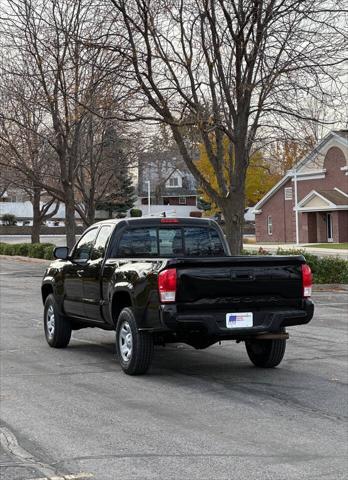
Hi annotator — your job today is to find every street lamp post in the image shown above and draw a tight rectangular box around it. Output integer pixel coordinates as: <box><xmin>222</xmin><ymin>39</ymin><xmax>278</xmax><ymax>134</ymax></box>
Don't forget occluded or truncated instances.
<box><xmin>293</xmin><ymin>168</ymin><xmax>300</xmax><ymax>245</ymax></box>
<box><xmin>146</xmin><ymin>180</ymin><xmax>151</xmax><ymax>215</ymax></box>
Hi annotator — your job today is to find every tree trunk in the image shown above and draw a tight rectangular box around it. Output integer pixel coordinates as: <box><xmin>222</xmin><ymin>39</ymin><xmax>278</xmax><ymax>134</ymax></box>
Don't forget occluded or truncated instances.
<box><xmin>220</xmin><ymin>192</ymin><xmax>245</xmax><ymax>256</ymax></box>
<box><xmin>154</xmin><ymin>184</ymin><xmax>162</xmax><ymax>204</ymax></box>
<box><xmin>220</xmin><ymin>136</ymin><xmax>248</xmax><ymax>255</ymax></box>
<box><xmin>31</xmin><ymin>187</ymin><xmax>41</xmax><ymax>243</ymax></box>
<box><xmin>64</xmin><ymin>186</ymin><xmax>76</xmax><ymax>249</ymax></box>
<box><xmin>87</xmin><ymin>206</ymin><xmax>95</xmax><ymax>226</ymax></box>
<box><xmin>86</xmin><ymin>189</ymin><xmax>95</xmax><ymax>226</ymax></box>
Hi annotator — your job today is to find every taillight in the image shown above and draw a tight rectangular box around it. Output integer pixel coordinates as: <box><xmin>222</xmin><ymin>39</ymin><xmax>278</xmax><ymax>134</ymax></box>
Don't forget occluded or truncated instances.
<box><xmin>301</xmin><ymin>264</ymin><xmax>312</xmax><ymax>297</ymax></box>
<box><xmin>160</xmin><ymin>218</ymin><xmax>179</xmax><ymax>223</ymax></box>
<box><xmin>158</xmin><ymin>268</ymin><xmax>177</xmax><ymax>303</ymax></box>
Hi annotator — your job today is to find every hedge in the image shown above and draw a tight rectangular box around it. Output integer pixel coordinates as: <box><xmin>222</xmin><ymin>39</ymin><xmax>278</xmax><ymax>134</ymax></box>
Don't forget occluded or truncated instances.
<box><xmin>130</xmin><ymin>208</ymin><xmax>142</xmax><ymax>217</ymax></box>
<box><xmin>0</xmin><ymin>242</ymin><xmax>55</xmax><ymax>260</ymax></box>
<box><xmin>242</xmin><ymin>247</ymin><xmax>348</xmax><ymax>284</ymax></box>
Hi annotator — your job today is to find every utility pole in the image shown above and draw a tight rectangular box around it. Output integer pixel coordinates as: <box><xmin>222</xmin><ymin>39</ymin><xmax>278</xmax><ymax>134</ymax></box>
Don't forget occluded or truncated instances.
<box><xmin>293</xmin><ymin>168</ymin><xmax>300</xmax><ymax>245</ymax></box>
<box><xmin>146</xmin><ymin>180</ymin><xmax>151</xmax><ymax>215</ymax></box>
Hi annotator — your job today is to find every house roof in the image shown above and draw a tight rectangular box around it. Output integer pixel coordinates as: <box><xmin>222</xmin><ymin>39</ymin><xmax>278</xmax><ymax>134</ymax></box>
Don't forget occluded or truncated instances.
<box><xmin>253</xmin><ymin>130</ymin><xmax>348</xmax><ymax>212</ymax></box>
<box><xmin>297</xmin><ymin>188</ymin><xmax>348</xmax><ymax>211</ymax></box>
<box><xmin>0</xmin><ymin>201</ymin><xmax>79</xmax><ymax>219</ymax></box>
<box><xmin>333</xmin><ymin>130</ymin><xmax>348</xmax><ymax>141</ymax></box>
<box><xmin>316</xmin><ymin>189</ymin><xmax>348</xmax><ymax>205</ymax></box>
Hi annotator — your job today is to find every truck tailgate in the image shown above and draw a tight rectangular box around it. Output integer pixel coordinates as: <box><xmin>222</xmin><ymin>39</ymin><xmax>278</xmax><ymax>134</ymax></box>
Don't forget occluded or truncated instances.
<box><xmin>167</xmin><ymin>256</ymin><xmax>306</xmax><ymax>309</ymax></box>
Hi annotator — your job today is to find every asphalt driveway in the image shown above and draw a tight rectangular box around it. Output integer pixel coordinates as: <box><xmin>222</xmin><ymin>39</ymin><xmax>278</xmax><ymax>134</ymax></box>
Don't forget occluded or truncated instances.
<box><xmin>0</xmin><ymin>257</ymin><xmax>347</xmax><ymax>480</ymax></box>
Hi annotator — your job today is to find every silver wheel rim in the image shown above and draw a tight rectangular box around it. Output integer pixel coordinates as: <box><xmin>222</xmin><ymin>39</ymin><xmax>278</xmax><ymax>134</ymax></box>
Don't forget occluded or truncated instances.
<box><xmin>46</xmin><ymin>305</ymin><xmax>55</xmax><ymax>338</ymax></box>
<box><xmin>119</xmin><ymin>320</ymin><xmax>133</xmax><ymax>362</ymax></box>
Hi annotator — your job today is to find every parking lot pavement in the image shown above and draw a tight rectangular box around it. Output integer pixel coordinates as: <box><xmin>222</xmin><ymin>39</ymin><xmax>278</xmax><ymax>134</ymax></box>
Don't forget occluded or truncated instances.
<box><xmin>1</xmin><ymin>257</ymin><xmax>347</xmax><ymax>480</ymax></box>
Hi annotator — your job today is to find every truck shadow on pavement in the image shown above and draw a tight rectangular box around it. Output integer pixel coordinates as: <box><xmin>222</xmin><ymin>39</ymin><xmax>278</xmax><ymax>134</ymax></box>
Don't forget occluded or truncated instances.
<box><xmin>67</xmin><ymin>338</ymin><xmax>298</xmax><ymax>382</ymax></box>
<box><xmin>39</xmin><ymin>333</ymin><xmax>347</xmax><ymax>423</ymax></box>
<box><xmin>66</xmin><ymin>339</ymin><xmax>334</xmax><ymax>422</ymax></box>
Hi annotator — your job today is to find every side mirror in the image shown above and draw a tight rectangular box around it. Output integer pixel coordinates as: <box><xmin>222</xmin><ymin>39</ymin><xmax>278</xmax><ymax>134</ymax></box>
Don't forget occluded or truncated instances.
<box><xmin>53</xmin><ymin>246</ymin><xmax>69</xmax><ymax>260</ymax></box>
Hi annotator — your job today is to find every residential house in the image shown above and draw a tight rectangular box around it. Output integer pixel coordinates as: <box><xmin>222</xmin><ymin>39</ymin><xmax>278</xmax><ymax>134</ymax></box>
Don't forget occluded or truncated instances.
<box><xmin>0</xmin><ymin>188</ymin><xmax>79</xmax><ymax>226</ymax></box>
<box><xmin>253</xmin><ymin>130</ymin><xmax>348</xmax><ymax>243</ymax></box>
<box><xmin>137</xmin><ymin>149</ymin><xmax>200</xmax><ymax>216</ymax></box>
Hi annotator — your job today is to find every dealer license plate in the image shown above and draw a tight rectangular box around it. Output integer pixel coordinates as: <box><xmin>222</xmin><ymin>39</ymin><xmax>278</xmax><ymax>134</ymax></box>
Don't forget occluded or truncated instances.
<box><xmin>226</xmin><ymin>312</ymin><xmax>253</xmax><ymax>328</ymax></box>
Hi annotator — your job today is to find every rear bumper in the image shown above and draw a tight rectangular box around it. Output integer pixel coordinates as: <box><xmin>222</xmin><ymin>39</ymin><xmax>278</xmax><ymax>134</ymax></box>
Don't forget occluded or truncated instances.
<box><xmin>159</xmin><ymin>299</ymin><xmax>314</xmax><ymax>338</ymax></box>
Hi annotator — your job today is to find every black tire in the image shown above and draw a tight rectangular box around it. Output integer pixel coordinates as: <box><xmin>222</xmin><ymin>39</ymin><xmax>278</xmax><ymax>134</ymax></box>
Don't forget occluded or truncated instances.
<box><xmin>116</xmin><ymin>307</ymin><xmax>154</xmax><ymax>375</ymax></box>
<box><xmin>245</xmin><ymin>337</ymin><xmax>286</xmax><ymax>368</ymax></box>
<box><xmin>44</xmin><ymin>294</ymin><xmax>71</xmax><ymax>348</ymax></box>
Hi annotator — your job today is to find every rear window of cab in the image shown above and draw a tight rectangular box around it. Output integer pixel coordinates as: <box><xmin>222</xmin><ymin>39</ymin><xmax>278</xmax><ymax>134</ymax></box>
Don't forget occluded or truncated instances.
<box><xmin>113</xmin><ymin>226</ymin><xmax>226</xmax><ymax>257</ymax></box>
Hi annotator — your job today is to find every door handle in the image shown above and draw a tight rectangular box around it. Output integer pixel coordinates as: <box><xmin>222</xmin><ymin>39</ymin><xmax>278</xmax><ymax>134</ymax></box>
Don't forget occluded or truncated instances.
<box><xmin>230</xmin><ymin>271</ymin><xmax>255</xmax><ymax>282</ymax></box>
<box><xmin>77</xmin><ymin>270</ymin><xmax>84</xmax><ymax>277</ymax></box>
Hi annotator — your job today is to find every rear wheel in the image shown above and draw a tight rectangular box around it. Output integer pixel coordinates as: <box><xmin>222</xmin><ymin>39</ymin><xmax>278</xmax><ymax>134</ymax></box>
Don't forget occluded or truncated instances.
<box><xmin>44</xmin><ymin>294</ymin><xmax>71</xmax><ymax>348</ymax></box>
<box><xmin>245</xmin><ymin>337</ymin><xmax>286</xmax><ymax>368</ymax></box>
<box><xmin>116</xmin><ymin>307</ymin><xmax>154</xmax><ymax>375</ymax></box>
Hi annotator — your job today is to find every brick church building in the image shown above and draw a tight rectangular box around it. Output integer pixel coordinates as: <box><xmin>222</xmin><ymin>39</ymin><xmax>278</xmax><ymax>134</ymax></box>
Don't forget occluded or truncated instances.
<box><xmin>254</xmin><ymin>130</ymin><xmax>348</xmax><ymax>243</ymax></box>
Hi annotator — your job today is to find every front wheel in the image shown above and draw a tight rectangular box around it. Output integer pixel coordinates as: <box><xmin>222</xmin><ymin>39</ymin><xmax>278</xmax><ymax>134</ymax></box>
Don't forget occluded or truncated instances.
<box><xmin>44</xmin><ymin>294</ymin><xmax>71</xmax><ymax>348</ymax></box>
<box><xmin>245</xmin><ymin>337</ymin><xmax>286</xmax><ymax>368</ymax></box>
<box><xmin>116</xmin><ymin>308</ymin><xmax>154</xmax><ymax>375</ymax></box>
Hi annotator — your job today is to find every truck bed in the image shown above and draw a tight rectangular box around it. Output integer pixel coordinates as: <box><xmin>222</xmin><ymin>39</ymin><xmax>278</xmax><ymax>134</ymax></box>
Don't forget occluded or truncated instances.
<box><xmin>168</xmin><ymin>255</ymin><xmax>305</xmax><ymax>308</ymax></box>
<box><xmin>158</xmin><ymin>254</ymin><xmax>313</xmax><ymax>341</ymax></box>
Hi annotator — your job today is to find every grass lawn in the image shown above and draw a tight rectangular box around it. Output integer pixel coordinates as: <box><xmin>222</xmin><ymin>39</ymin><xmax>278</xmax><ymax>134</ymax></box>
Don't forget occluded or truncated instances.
<box><xmin>305</xmin><ymin>243</ymin><xmax>348</xmax><ymax>250</ymax></box>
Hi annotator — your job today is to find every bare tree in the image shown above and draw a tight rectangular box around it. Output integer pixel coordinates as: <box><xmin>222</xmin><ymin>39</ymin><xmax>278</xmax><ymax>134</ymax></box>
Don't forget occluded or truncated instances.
<box><xmin>1</xmin><ymin>0</ymin><xmax>122</xmax><ymax>247</ymax></box>
<box><xmin>0</xmin><ymin>163</ymin><xmax>12</xmax><ymax>199</ymax></box>
<box><xmin>74</xmin><ymin>116</ymin><xmax>137</xmax><ymax>225</ymax></box>
<box><xmin>0</xmin><ymin>82</ymin><xmax>60</xmax><ymax>242</ymax></box>
<box><xmin>109</xmin><ymin>0</ymin><xmax>346</xmax><ymax>253</ymax></box>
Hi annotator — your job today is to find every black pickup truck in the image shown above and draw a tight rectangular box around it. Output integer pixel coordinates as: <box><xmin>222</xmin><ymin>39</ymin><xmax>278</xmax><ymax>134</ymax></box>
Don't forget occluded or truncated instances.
<box><xmin>42</xmin><ymin>217</ymin><xmax>314</xmax><ymax>375</ymax></box>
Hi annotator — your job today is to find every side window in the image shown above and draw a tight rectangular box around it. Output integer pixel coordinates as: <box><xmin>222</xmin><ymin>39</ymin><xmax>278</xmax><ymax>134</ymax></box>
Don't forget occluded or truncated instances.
<box><xmin>71</xmin><ymin>228</ymin><xmax>98</xmax><ymax>261</ymax></box>
<box><xmin>267</xmin><ymin>216</ymin><xmax>273</xmax><ymax>236</ymax></box>
<box><xmin>117</xmin><ymin>228</ymin><xmax>158</xmax><ymax>257</ymax></box>
<box><xmin>91</xmin><ymin>226</ymin><xmax>112</xmax><ymax>260</ymax></box>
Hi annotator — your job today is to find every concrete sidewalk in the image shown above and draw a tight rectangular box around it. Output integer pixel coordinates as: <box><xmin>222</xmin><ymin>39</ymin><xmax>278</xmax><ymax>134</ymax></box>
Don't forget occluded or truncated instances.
<box><xmin>243</xmin><ymin>243</ymin><xmax>348</xmax><ymax>259</ymax></box>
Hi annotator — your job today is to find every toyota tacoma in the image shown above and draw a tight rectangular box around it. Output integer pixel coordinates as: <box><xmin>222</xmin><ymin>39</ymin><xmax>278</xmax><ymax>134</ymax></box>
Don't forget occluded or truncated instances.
<box><xmin>42</xmin><ymin>217</ymin><xmax>314</xmax><ymax>375</ymax></box>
